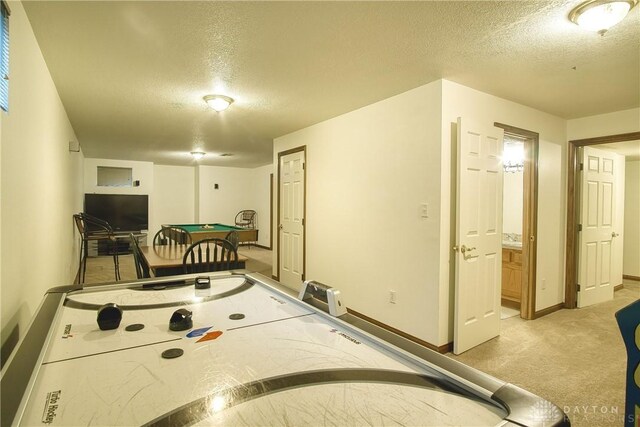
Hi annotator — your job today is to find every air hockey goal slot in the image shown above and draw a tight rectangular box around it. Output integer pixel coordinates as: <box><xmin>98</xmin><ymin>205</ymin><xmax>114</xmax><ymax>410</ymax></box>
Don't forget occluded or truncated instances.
<box><xmin>298</xmin><ymin>280</ymin><xmax>347</xmax><ymax>317</ymax></box>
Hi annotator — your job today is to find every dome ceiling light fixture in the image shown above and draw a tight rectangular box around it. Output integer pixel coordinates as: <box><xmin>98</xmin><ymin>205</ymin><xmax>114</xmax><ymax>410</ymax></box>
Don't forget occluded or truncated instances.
<box><xmin>569</xmin><ymin>0</ymin><xmax>638</xmax><ymax>35</ymax></box>
<box><xmin>190</xmin><ymin>151</ymin><xmax>205</xmax><ymax>160</ymax></box>
<box><xmin>203</xmin><ymin>94</ymin><xmax>234</xmax><ymax>112</ymax></box>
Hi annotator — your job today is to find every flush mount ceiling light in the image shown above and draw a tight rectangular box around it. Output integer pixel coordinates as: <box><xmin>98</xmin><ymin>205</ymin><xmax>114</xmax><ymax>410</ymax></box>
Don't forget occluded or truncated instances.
<box><xmin>569</xmin><ymin>0</ymin><xmax>638</xmax><ymax>34</ymax></box>
<box><xmin>190</xmin><ymin>151</ymin><xmax>205</xmax><ymax>160</ymax></box>
<box><xmin>203</xmin><ymin>94</ymin><xmax>234</xmax><ymax>112</ymax></box>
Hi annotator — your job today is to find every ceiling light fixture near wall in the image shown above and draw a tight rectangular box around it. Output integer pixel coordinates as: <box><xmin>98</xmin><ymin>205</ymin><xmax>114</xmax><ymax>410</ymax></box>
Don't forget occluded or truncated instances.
<box><xmin>191</xmin><ymin>151</ymin><xmax>206</xmax><ymax>160</ymax></box>
<box><xmin>203</xmin><ymin>94</ymin><xmax>234</xmax><ymax>112</ymax></box>
<box><xmin>569</xmin><ymin>0</ymin><xmax>638</xmax><ymax>34</ymax></box>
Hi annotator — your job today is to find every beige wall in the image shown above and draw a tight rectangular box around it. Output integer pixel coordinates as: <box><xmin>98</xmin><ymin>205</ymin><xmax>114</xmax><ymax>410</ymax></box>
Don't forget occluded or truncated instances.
<box><xmin>1</xmin><ymin>1</ymin><xmax>84</xmax><ymax>358</ymax></box>
<box><xmin>197</xmin><ymin>164</ymin><xmax>271</xmax><ymax>247</ymax></box>
<box><xmin>84</xmin><ymin>158</ymin><xmax>154</xmax><ymax>197</ymax></box>
<box><xmin>441</xmin><ymin>80</ymin><xmax>567</xmax><ymax>337</ymax></box>
<box><xmin>152</xmin><ymin>164</ymin><xmax>195</xmax><ymax>235</ymax></box>
<box><xmin>82</xmin><ymin>161</ymin><xmax>271</xmax><ymax>247</ymax></box>
<box><xmin>273</xmin><ymin>79</ymin><xmax>573</xmax><ymax>346</ymax></box>
<box><xmin>274</xmin><ymin>81</ymin><xmax>444</xmax><ymax>345</ymax></box>
<box><xmin>566</xmin><ymin>108</ymin><xmax>640</xmax><ymax>140</ymax></box>
<box><xmin>624</xmin><ymin>160</ymin><xmax>640</xmax><ymax>277</ymax></box>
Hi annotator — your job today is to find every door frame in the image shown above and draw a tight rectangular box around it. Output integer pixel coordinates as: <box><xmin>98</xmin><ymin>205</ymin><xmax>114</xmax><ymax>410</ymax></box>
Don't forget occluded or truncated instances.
<box><xmin>494</xmin><ymin>122</ymin><xmax>539</xmax><ymax>320</ymax></box>
<box><xmin>564</xmin><ymin>131</ymin><xmax>640</xmax><ymax>308</ymax></box>
<box><xmin>276</xmin><ymin>145</ymin><xmax>307</xmax><ymax>283</ymax></box>
<box><xmin>269</xmin><ymin>173</ymin><xmax>273</xmax><ymax>250</ymax></box>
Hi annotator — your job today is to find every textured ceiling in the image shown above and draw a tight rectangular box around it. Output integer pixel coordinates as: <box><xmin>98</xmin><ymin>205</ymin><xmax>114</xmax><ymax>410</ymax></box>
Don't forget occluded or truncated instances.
<box><xmin>23</xmin><ymin>1</ymin><xmax>640</xmax><ymax>167</ymax></box>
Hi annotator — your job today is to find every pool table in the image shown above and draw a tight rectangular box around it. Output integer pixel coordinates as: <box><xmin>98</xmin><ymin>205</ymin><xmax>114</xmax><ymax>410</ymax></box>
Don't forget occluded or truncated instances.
<box><xmin>1</xmin><ymin>272</ymin><xmax>569</xmax><ymax>426</ymax></box>
<box><xmin>166</xmin><ymin>223</ymin><xmax>258</xmax><ymax>244</ymax></box>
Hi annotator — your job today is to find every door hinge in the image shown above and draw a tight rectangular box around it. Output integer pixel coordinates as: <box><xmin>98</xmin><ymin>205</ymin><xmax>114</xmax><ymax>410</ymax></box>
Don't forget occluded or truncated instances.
<box><xmin>579</xmin><ymin>163</ymin><xmax>584</xmax><ymax>171</ymax></box>
<box><xmin>302</xmin><ymin>162</ymin><xmax>305</xmax><ymax>170</ymax></box>
<box><xmin>302</xmin><ymin>218</ymin><xmax>305</xmax><ymax>226</ymax></box>
<box><xmin>577</xmin><ymin>284</ymin><xmax>581</xmax><ymax>292</ymax></box>
<box><xmin>578</xmin><ymin>224</ymin><xmax>582</xmax><ymax>232</ymax></box>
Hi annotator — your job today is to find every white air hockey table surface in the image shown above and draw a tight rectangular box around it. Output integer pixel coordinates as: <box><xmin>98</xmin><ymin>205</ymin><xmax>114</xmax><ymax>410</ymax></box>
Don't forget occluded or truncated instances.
<box><xmin>1</xmin><ymin>272</ymin><xmax>569</xmax><ymax>426</ymax></box>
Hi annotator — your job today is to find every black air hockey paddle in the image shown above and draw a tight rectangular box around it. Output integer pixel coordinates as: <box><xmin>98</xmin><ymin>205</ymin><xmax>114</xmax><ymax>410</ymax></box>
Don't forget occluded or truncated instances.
<box><xmin>97</xmin><ymin>303</ymin><xmax>122</xmax><ymax>330</ymax></box>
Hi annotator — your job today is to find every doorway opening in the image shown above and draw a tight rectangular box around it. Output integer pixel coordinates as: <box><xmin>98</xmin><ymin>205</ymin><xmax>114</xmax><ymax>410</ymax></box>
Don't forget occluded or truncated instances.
<box><xmin>495</xmin><ymin>123</ymin><xmax>538</xmax><ymax>320</ymax></box>
<box><xmin>565</xmin><ymin>131</ymin><xmax>640</xmax><ymax>308</ymax></box>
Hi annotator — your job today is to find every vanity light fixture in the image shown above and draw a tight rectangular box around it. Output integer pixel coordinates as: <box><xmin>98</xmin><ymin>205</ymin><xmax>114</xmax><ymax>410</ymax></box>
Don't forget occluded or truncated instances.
<box><xmin>569</xmin><ymin>0</ymin><xmax>638</xmax><ymax>34</ymax></box>
<box><xmin>190</xmin><ymin>151</ymin><xmax>205</xmax><ymax>160</ymax></box>
<box><xmin>503</xmin><ymin>142</ymin><xmax>524</xmax><ymax>173</ymax></box>
<box><xmin>203</xmin><ymin>94</ymin><xmax>234</xmax><ymax>112</ymax></box>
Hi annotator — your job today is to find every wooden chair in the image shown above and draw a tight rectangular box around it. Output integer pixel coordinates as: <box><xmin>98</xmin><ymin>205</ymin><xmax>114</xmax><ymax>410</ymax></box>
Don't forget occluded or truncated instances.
<box><xmin>153</xmin><ymin>226</ymin><xmax>192</xmax><ymax>247</ymax></box>
<box><xmin>73</xmin><ymin>213</ymin><xmax>120</xmax><ymax>284</ymax></box>
<box><xmin>182</xmin><ymin>238</ymin><xmax>239</xmax><ymax>274</ymax></box>
<box><xmin>129</xmin><ymin>233</ymin><xmax>151</xmax><ymax>279</ymax></box>
<box><xmin>224</xmin><ymin>230</ymin><xmax>240</xmax><ymax>250</ymax></box>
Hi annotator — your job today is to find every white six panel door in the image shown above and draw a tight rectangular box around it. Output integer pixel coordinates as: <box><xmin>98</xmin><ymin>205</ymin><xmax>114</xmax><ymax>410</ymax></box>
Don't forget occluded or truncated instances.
<box><xmin>279</xmin><ymin>150</ymin><xmax>305</xmax><ymax>289</ymax></box>
<box><xmin>454</xmin><ymin>117</ymin><xmax>504</xmax><ymax>355</ymax></box>
<box><xmin>612</xmin><ymin>152</ymin><xmax>625</xmax><ymax>290</ymax></box>
<box><xmin>577</xmin><ymin>146</ymin><xmax>620</xmax><ymax>308</ymax></box>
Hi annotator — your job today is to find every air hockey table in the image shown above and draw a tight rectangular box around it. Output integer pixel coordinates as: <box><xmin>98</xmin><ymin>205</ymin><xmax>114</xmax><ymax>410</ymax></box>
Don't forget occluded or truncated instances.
<box><xmin>1</xmin><ymin>272</ymin><xmax>569</xmax><ymax>426</ymax></box>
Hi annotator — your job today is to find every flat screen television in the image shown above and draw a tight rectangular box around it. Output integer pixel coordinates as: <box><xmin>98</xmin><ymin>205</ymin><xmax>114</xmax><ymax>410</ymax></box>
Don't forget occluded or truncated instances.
<box><xmin>84</xmin><ymin>194</ymin><xmax>149</xmax><ymax>232</ymax></box>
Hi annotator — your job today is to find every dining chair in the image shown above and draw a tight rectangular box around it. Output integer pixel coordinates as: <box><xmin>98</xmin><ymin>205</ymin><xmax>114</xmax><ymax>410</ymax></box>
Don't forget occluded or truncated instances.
<box><xmin>73</xmin><ymin>212</ymin><xmax>120</xmax><ymax>283</ymax></box>
<box><xmin>153</xmin><ymin>226</ymin><xmax>192</xmax><ymax>247</ymax></box>
<box><xmin>224</xmin><ymin>230</ymin><xmax>240</xmax><ymax>251</ymax></box>
<box><xmin>129</xmin><ymin>233</ymin><xmax>152</xmax><ymax>279</ymax></box>
<box><xmin>182</xmin><ymin>238</ymin><xmax>239</xmax><ymax>274</ymax></box>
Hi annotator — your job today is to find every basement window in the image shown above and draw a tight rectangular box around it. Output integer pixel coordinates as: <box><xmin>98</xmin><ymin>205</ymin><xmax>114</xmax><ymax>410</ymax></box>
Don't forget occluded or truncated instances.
<box><xmin>97</xmin><ymin>166</ymin><xmax>133</xmax><ymax>187</ymax></box>
<box><xmin>0</xmin><ymin>1</ymin><xmax>9</xmax><ymax>112</ymax></box>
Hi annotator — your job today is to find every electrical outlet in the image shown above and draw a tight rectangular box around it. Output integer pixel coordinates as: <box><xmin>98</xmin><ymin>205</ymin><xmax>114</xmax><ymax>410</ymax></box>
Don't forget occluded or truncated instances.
<box><xmin>389</xmin><ymin>290</ymin><xmax>397</xmax><ymax>304</ymax></box>
<box><xmin>542</xmin><ymin>278</ymin><xmax>546</xmax><ymax>290</ymax></box>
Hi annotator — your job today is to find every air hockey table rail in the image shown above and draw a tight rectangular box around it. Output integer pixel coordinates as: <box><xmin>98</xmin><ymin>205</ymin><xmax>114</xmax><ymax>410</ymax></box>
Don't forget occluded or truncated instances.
<box><xmin>1</xmin><ymin>271</ymin><xmax>569</xmax><ymax>426</ymax></box>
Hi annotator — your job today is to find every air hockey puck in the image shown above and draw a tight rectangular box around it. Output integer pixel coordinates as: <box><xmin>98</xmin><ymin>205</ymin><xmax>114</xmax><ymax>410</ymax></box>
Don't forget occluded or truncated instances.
<box><xmin>169</xmin><ymin>308</ymin><xmax>193</xmax><ymax>331</ymax></box>
<box><xmin>161</xmin><ymin>348</ymin><xmax>184</xmax><ymax>359</ymax></box>
<box><xmin>97</xmin><ymin>303</ymin><xmax>122</xmax><ymax>330</ymax></box>
<box><xmin>229</xmin><ymin>313</ymin><xmax>245</xmax><ymax>320</ymax></box>
<box><xmin>125</xmin><ymin>323</ymin><xmax>145</xmax><ymax>332</ymax></box>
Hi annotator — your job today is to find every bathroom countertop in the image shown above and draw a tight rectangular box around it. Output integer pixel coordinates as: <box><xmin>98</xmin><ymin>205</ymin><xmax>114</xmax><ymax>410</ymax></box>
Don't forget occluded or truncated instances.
<box><xmin>502</xmin><ymin>241</ymin><xmax>523</xmax><ymax>250</ymax></box>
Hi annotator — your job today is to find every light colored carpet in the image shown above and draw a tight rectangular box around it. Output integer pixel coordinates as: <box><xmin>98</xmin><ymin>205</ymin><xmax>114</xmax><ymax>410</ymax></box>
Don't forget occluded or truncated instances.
<box><xmin>448</xmin><ymin>280</ymin><xmax>639</xmax><ymax>427</ymax></box>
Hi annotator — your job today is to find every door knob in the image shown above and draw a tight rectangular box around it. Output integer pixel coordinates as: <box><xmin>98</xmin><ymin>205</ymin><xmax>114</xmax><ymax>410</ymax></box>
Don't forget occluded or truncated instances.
<box><xmin>611</xmin><ymin>232</ymin><xmax>619</xmax><ymax>237</ymax></box>
<box><xmin>279</xmin><ymin>224</ymin><xmax>283</xmax><ymax>230</ymax></box>
<box><xmin>460</xmin><ymin>245</ymin><xmax>476</xmax><ymax>254</ymax></box>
